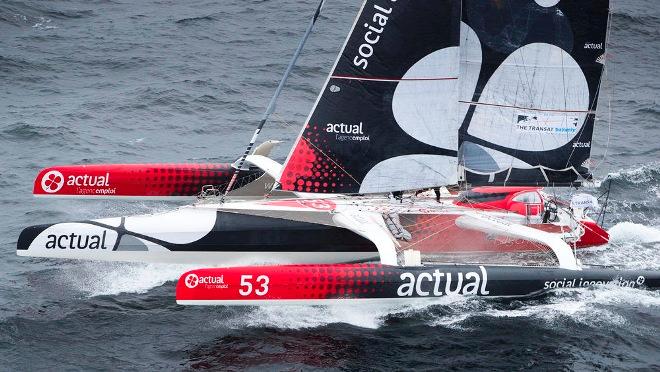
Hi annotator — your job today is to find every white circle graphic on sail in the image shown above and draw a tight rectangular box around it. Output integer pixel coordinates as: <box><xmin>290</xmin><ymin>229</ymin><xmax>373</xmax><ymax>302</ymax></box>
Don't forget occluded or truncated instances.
<box><xmin>392</xmin><ymin>47</ymin><xmax>459</xmax><ymax>150</ymax></box>
<box><xmin>466</xmin><ymin>43</ymin><xmax>589</xmax><ymax>152</ymax></box>
<box><xmin>535</xmin><ymin>0</ymin><xmax>560</xmax><ymax>7</ymax></box>
<box><xmin>459</xmin><ymin>142</ymin><xmax>533</xmax><ymax>174</ymax></box>
<box><xmin>459</xmin><ymin>22</ymin><xmax>483</xmax><ymax>125</ymax></box>
<box><xmin>359</xmin><ymin>155</ymin><xmax>458</xmax><ymax>194</ymax></box>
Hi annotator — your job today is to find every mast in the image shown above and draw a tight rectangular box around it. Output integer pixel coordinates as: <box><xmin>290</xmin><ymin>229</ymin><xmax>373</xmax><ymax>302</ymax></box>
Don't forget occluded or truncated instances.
<box><xmin>220</xmin><ymin>0</ymin><xmax>326</xmax><ymax>202</ymax></box>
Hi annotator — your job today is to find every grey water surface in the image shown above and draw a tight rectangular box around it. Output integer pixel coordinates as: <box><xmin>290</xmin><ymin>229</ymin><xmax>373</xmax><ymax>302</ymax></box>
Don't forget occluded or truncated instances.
<box><xmin>1</xmin><ymin>0</ymin><xmax>659</xmax><ymax>370</ymax></box>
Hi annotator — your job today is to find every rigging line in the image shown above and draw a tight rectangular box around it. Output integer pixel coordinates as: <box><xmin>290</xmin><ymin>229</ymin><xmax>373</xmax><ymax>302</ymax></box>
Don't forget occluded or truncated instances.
<box><xmin>401</xmin><ymin>219</ymin><xmax>462</xmax><ymax>251</ymax></box>
<box><xmin>271</xmin><ymin>112</ymin><xmax>303</xmax><ymax>135</ymax></box>
<box><xmin>564</xmin><ymin>8</ymin><xmax>614</xmax><ymax>176</ymax></box>
<box><xmin>460</xmin><ymin>196</ymin><xmax>566</xmax><ymax>257</ymax></box>
<box><xmin>561</xmin><ymin>48</ymin><xmax>569</xmax><ymax>120</ymax></box>
<box><xmin>590</xmin><ymin>66</ymin><xmax>613</xmax><ymax>174</ymax></box>
<box><xmin>588</xmin><ymin>9</ymin><xmax>615</xmax><ymax>175</ymax></box>
<box><xmin>402</xmin><ymin>212</ymin><xmax>554</xmax><ymax>257</ymax></box>
<box><xmin>558</xmin><ymin>47</ymin><xmax>568</xmax><ymax>153</ymax></box>
<box><xmin>457</xmin><ymin>100</ymin><xmax>594</xmax><ymax>114</ymax></box>
<box><xmin>409</xmin><ymin>157</ymin><xmax>452</xmax><ymax>179</ymax></box>
<box><xmin>300</xmin><ymin>136</ymin><xmax>362</xmax><ymax>187</ymax></box>
<box><xmin>219</xmin><ymin>0</ymin><xmax>326</xmax><ymax>203</ymax></box>
<box><xmin>270</xmin><ymin>112</ymin><xmax>362</xmax><ymax>188</ymax></box>
<box><xmin>399</xmin><ymin>212</ymin><xmax>457</xmax><ymax>229</ymax></box>
<box><xmin>508</xmin><ymin>83</ymin><xmax>525</xmax><ymax>174</ymax></box>
<box><xmin>331</xmin><ymin>75</ymin><xmax>458</xmax><ymax>82</ymax></box>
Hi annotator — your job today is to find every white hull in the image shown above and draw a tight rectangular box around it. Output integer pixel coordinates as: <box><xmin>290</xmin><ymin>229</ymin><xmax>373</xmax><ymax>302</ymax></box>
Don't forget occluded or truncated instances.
<box><xmin>18</xmin><ymin>194</ymin><xmax>587</xmax><ymax>269</ymax></box>
<box><xmin>16</xmin><ymin>249</ymin><xmax>376</xmax><ymax>265</ymax></box>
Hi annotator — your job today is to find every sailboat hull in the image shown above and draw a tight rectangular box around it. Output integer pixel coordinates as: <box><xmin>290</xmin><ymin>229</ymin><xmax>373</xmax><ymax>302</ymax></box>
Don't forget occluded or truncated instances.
<box><xmin>33</xmin><ymin>163</ymin><xmax>265</xmax><ymax>199</ymax></box>
<box><xmin>16</xmin><ymin>208</ymin><xmax>380</xmax><ymax>265</ymax></box>
<box><xmin>176</xmin><ymin>264</ymin><xmax>660</xmax><ymax>305</ymax></box>
<box><xmin>17</xmin><ymin>196</ymin><xmax>603</xmax><ymax>265</ymax></box>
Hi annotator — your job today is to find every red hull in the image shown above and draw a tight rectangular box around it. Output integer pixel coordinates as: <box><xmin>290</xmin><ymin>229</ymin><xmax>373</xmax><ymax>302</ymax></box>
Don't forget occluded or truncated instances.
<box><xmin>33</xmin><ymin>163</ymin><xmax>248</xmax><ymax>198</ymax></box>
<box><xmin>176</xmin><ymin>264</ymin><xmax>388</xmax><ymax>304</ymax></box>
<box><xmin>175</xmin><ymin>264</ymin><xmax>660</xmax><ymax>305</ymax></box>
<box><xmin>577</xmin><ymin>220</ymin><xmax>610</xmax><ymax>248</ymax></box>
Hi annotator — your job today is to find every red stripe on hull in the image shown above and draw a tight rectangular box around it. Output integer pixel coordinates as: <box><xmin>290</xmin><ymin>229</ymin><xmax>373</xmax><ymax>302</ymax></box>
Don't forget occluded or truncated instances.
<box><xmin>176</xmin><ymin>264</ymin><xmax>393</xmax><ymax>303</ymax></box>
<box><xmin>33</xmin><ymin>163</ymin><xmax>235</xmax><ymax>198</ymax></box>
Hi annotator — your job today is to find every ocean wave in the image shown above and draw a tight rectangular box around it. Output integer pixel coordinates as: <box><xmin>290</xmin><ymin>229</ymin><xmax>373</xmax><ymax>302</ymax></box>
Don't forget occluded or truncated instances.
<box><xmin>576</xmin><ymin>222</ymin><xmax>660</xmax><ymax>269</ymax></box>
<box><xmin>609</xmin><ymin>222</ymin><xmax>660</xmax><ymax>244</ymax></box>
<box><xmin>54</xmin><ymin>257</ymin><xmax>657</xmax><ymax>332</ymax></box>
<box><xmin>0</xmin><ymin>123</ymin><xmax>74</xmax><ymax>141</ymax></box>
<box><xmin>215</xmin><ymin>297</ymin><xmax>460</xmax><ymax>330</ymax></box>
<box><xmin>611</xmin><ymin>11</ymin><xmax>660</xmax><ymax>31</ymax></box>
<box><xmin>31</xmin><ymin>16</ymin><xmax>56</xmax><ymax>30</ymax></box>
<box><xmin>637</xmin><ymin>105</ymin><xmax>660</xmax><ymax>118</ymax></box>
<box><xmin>58</xmin><ymin>262</ymin><xmax>196</xmax><ymax>297</ymax></box>
<box><xmin>431</xmin><ymin>285</ymin><xmax>660</xmax><ymax>330</ymax></box>
<box><xmin>175</xmin><ymin>15</ymin><xmax>217</xmax><ymax>25</ymax></box>
<box><xmin>606</xmin><ymin>162</ymin><xmax>660</xmax><ymax>186</ymax></box>
<box><xmin>0</xmin><ymin>55</ymin><xmax>56</xmax><ymax>74</ymax></box>
<box><xmin>196</xmin><ymin>284</ymin><xmax>660</xmax><ymax>332</ymax></box>
<box><xmin>0</xmin><ymin>1</ymin><xmax>93</xmax><ymax>29</ymax></box>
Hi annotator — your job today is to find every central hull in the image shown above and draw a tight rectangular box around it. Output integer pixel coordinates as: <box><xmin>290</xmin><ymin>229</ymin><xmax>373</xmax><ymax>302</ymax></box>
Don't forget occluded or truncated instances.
<box><xmin>16</xmin><ymin>198</ymin><xmax>596</xmax><ymax>265</ymax></box>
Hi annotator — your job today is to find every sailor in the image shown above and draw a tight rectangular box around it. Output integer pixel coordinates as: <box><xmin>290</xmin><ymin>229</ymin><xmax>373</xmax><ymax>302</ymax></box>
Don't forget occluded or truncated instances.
<box><xmin>433</xmin><ymin>187</ymin><xmax>441</xmax><ymax>202</ymax></box>
<box><xmin>414</xmin><ymin>188</ymin><xmax>442</xmax><ymax>202</ymax></box>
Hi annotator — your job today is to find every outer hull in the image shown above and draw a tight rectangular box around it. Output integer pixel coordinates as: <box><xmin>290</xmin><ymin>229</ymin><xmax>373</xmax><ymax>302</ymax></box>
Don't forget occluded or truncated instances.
<box><xmin>33</xmin><ymin>163</ymin><xmax>264</xmax><ymax>199</ymax></box>
<box><xmin>15</xmin><ymin>250</ymin><xmax>377</xmax><ymax>265</ymax></box>
<box><xmin>16</xmin><ymin>207</ymin><xmax>380</xmax><ymax>264</ymax></box>
<box><xmin>176</xmin><ymin>264</ymin><xmax>660</xmax><ymax>305</ymax></box>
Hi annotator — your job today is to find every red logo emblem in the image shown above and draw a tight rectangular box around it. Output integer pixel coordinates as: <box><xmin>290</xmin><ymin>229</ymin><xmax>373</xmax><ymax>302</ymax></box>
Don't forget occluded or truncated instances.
<box><xmin>184</xmin><ymin>273</ymin><xmax>199</xmax><ymax>289</ymax></box>
<box><xmin>41</xmin><ymin>170</ymin><xmax>65</xmax><ymax>193</ymax></box>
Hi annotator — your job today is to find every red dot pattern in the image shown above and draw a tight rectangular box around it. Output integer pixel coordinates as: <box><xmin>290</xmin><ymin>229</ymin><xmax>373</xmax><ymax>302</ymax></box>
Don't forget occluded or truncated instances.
<box><xmin>177</xmin><ymin>264</ymin><xmax>399</xmax><ymax>302</ymax></box>
<box><xmin>34</xmin><ymin>163</ymin><xmax>261</xmax><ymax>197</ymax></box>
<box><xmin>281</xmin><ymin>125</ymin><xmax>354</xmax><ymax>193</ymax></box>
<box><xmin>276</xmin><ymin>264</ymin><xmax>396</xmax><ymax>300</ymax></box>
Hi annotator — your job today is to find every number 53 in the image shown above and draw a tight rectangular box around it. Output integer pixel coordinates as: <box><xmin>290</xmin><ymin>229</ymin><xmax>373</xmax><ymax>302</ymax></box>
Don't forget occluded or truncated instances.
<box><xmin>239</xmin><ymin>275</ymin><xmax>269</xmax><ymax>296</ymax></box>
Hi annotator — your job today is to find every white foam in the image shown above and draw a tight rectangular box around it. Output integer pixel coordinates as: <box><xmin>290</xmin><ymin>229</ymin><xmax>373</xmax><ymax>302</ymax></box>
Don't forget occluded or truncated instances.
<box><xmin>32</xmin><ymin>17</ymin><xmax>57</xmax><ymax>30</ymax></box>
<box><xmin>60</xmin><ymin>259</ymin><xmax>658</xmax><ymax>331</ymax></box>
<box><xmin>430</xmin><ymin>285</ymin><xmax>659</xmax><ymax>329</ymax></box>
<box><xmin>608</xmin><ymin>222</ymin><xmax>660</xmax><ymax>244</ymax></box>
<box><xmin>216</xmin><ymin>297</ymin><xmax>466</xmax><ymax>330</ymax></box>
<box><xmin>61</xmin><ymin>262</ymin><xmax>196</xmax><ymax>296</ymax></box>
<box><xmin>607</xmin><ymin>162</ymin><xmax>659</xmax><ymax>185</ymax></box>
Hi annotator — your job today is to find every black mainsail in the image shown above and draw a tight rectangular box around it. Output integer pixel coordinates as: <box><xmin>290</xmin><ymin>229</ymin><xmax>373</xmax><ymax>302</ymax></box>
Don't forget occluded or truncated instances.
<box><xmin>280</xmin><ymin>0</ymin><xmax>461</xmax><ymax>194</ymax></box>
<box><xmin>457</xmin><ymin>0</ymin><xmax>610</xmax><ymax>186</ymax></box>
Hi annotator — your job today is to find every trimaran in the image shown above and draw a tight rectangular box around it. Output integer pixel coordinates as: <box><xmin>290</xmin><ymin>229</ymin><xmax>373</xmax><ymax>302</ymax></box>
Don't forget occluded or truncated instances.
<box><xmin>18</xmin><ymin>0</ymin><xmax>659</xmax><ymax>304</ymax></box>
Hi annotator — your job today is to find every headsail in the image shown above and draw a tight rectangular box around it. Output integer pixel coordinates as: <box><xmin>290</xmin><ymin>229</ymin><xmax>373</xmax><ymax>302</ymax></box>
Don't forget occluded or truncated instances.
<box><xmin>458</xmin><ymin>0</ymin><xmax>610</xmax><ymax>186</ymax></box>
<box><xmin>279</xmin><ymin>0</ymin><xmax>461</xmax><ymax>194</ymax></box>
